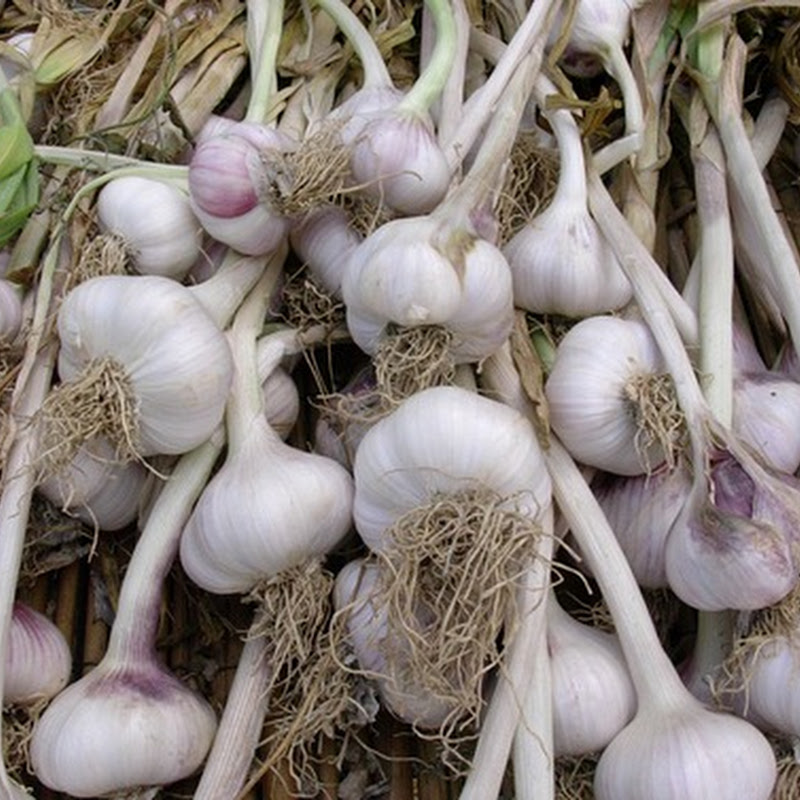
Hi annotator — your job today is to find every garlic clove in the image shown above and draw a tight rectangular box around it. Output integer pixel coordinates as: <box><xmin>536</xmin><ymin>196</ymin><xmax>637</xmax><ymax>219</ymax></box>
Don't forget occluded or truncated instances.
<box><xmin>30</xmin><ymin>657</ymin><xmax>217</xmax><ymax>798</ymax></box>
<box><xmin>333</xmin><ymin>558</ymin><xmax>458</xmax><ymax>730</ymax></box>
<box><xmin>5</xmin><ymin>602</ymin><xmax>71</xmax><ymax>705</ymax></box>
<box><xmin>548</xmin><ymin>599</ymin><xmax>637</xmax><ymax>757</ymax></box>
<box><xmin>262</xmin><ymin>366</ymin><xmax>299</xmax><ymax>440</ymax></box>
<box><xmin>96</xmin><ymin>176</ymin><xmax>202</xmax><ymax>280</ymax></box>
<box><xmin>594</xmin><ymin>699</ymin><xmax>777</xmax><ymax>800</ymax></box>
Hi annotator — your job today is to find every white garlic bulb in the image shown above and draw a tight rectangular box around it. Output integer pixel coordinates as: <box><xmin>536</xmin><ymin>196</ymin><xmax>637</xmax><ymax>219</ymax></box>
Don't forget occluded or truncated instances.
<box><xmin>30</xmin><ymin>655</ymin><xmax>217</xmax><ymax>797</ymax></box>
<box><xmin>342</xmin><ymin>216</ymin><xmax>515</xmax><ymax>364</ymax></box>
<box><xmin>262</xmin><ymin>366</ymin><xmax>299</xmax><ymax>440</ymax></box>
<box><xmin>594</xmin><ymin>698</ymin><xmax>777</xmax><ymax>799</ymax></box>
<box><xmin>333</xmin><ymin>558</ymin><xmax>457</xmax><ymax>729</ymax></box>
<box><xmin>179</xmin><ymin>413</ymin><xmax>354</xmax><ymax>594</ymax></box>
<box><xmin>5</xmin><ymin>602</ymin><xmax>71</xmax><ymax>705</ymax></box>
<box><xmin>55</xmin><ymin>274</ymin><xmax>233</xmax><ymax>456</ymax></box>
<box><xmin>0</xmin><ymin>278</ymin><xmax>23</xmax><ymax>343</ymax></box>
<box><xmin>352</xmin><ymin>385</ymin><xmax>551</xmax><ymax>550</ymax></box>
<box><xmin>548</xmin><ymin>598</ymin><xmax>636</xmax><ymax>757</ymax></box>
<box><xmin>546</xmin><ymin>315</ymin><xmax>673</xmax><ymax>476</ymax></box>
<box><xmin>37</xmin><ymin>435</ymin><xmax>147</xmax><ymax>531</ymax></box>
<box><xmin>96</xmin><ymin>176</ymin><xmax>202</xmax><ymax>280</ymax></box>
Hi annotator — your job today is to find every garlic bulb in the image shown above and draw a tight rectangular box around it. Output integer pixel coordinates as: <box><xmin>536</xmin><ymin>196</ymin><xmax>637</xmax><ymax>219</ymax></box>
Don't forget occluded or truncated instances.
<box><xmin>333</xmin><ymin>558</ymin><xmax>457</xmax><ymax>729</ymax></box>
<box><xmin>30</xmin><ymin>655</ymin><xmax>217</xmax><ymax>797</ymax></box>
<box><xmin>262</xmin><ymin>365</ymin><xmax>299</xmax><ymax>440</ymax></box>
<box><xmin>547</xmin><ymin>598</ymin><xmax>636</xmax><ymax>757</ymax></box>
<box><xmin>503</xmin><ymin>98</ymin><xmax>632</xmax><ymax>317</ymax></box>
<box><xmin>289</xmin><ymin>204</ymin><xmax>362</xmax><ymax>297</ymax></box>
<box><xmin>37</xmin><ymin>435</ymin><xmax>147</xmax><ymax>531</ymax></box>
<box><xmin>594</xmin><ymin>698</ymin><xmax>777</xmax><ymax>800</ymax></box>
<box><xmin>54</xmin><ymin>274</ymin><xmax>233</xmax><ymax>457</ymax></box>
<box><xmin>95</xmin><ymin>175</ymin><xmax>202</xmax><ymax>280</ymax></box>
<box><xmin>0</xmin><ymin>278</ymin><xmax>23</xmax><ymax>343</ymax></box>
<box><xmin>546</xmin><ymin>315</ymin><xmax>677</xmax><ymax>476</ymax></box>
<box><xmin>188</xmin><ymin>120</ymin><xmax>293</xmax><ymax>256</ymax></box>
<box><xmin>5</xmin><ymin>602</ymin><xmax>71</xmax><ymax>705</ymax></box>
<box><xmin>342</xmin><ymin>216</ymin><xmax>514</xmax><ymax>364</ymax></box>
<box><xmin>352</xmin><ymin>385</ymin><xmax>551</xmax><ymax>550</ymax></box>
<box><xmin>664</xmin><ymin>444</ymin><xmax>799</xmax><ymax>611</ymax></box>
<box><xmin>591</xmin><ymin>463</ymin><xmax>692</xmax><ymax>589</ymax></box>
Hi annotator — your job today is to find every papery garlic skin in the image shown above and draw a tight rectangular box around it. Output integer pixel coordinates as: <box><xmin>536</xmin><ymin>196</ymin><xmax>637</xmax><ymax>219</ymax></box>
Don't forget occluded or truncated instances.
<box><xmin>594</xmin><ymin>700</ymin><xmax>776</xmax><ymax>800</ymax></box>
<box><xmin>96</xmin><ymin>176</ymin><xmax>201</xmax><ymax>280</ymax></box>
<box><xmin>334</xmin><ymin>558</ymin><xmax>456</xmax><ymax>729</ymax></box>
<box><xmin>342</xmin><ymin>217</ymin><xmax>514</xmax><ymax>362</ymax></box>
<box><xmin>179</xmin><ymin>415</ymin><xmax>354</xmax><ymax>594</ymax></box>
<box><xmin>546</xmin><ymin>315</ymin><xmax>669</xmax><ymax>476</ymax></box>
<box><xmin>5</xmin><ymin>603</ymin><xmax>71</xmax><ymax>705</ymax></box>
<box><xmin>592</xmin><ymin>464</ymin><xmax>692</xmax><ymax>589</ymax></box>
<box><xmin>56</xmin><ymin>275</ymin><xmax>233</xmax><ymax>456</ymax></box>
<box><xmin>548</xmin><ymin>600</ymin><xmax>636</xmax><ymax>757</ymax></box>
<box><xmin>0</xmin><ymin>278</ymin><xmax>23</xmax><ymax>342</ymax></box>
<box><xmin>30</xmin><ymin>658</ymin><xmax>217</xmax><ymax>798</ymax></box>
<box><xmin>352</xmin><ymin>386</ymin><xmax>551</xmax><ymax>550</ymax></box>
<box><xmin>262</xmin><ymin>366</ymin><xmax>299</xmax><ymax>440</ymax></box>
<box><xmin>37</xmin><ymin>435</ymin><xmax>146</xmax><ymax>531</ymax></box>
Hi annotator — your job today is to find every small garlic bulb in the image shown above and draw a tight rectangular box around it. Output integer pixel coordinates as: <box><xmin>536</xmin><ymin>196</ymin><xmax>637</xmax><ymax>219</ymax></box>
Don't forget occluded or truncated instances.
<box><xmin>188</xmin><ymin>120</ymin><xmax>293</xmax><ymax>256</ymax></box>
<box><xmin>55</xmin><ymin>274</ymin><xmax>233</xmax><ymax>456</ymax></box>
<box><xmin>95</xmin><ymin>176</ymin><xmax>202</xmax><ymax>280</ymax></box>
<box><xmin>591</xmin><ymin>463</ymin><xmax>692</xmax><ymax>589</ymax></box>
<box><xmin>262</xmin><ymin>366</ymin><xmax>300</xmax><ymax>440</ymax></box>
<box><xmin>546</xmin><ymin>315</ymin><xmax>676</xmax><ymax>476</ymax></box>
<box><xmin>594</xmin><ymin>698</ymin><xmax>777</xmax><ymax>799</ymax></box>
<box><xmin>548</xmin><ymin>598</ymin><xmax>636</xmax><ymax>757</ymax></box>
<box><xmin>30</xmin><ymin>656</ymin><xmax>217</xmax><ymax>797</ymax></box>
<box><xmin>37</xmin><ymin>435</ymin><xmax>147</xmax><ymax>531</ymax></box>
<box><xmin>333</xmin><ymin>558</ymin><xmax>457</xmax><ymax>729</ymax></box>
<box><xmin>0</xmin><ymin>278</ymin><xmax>23</xmax><ymax>343</ymax></box>
<box><xmin>179</xmin><ymin>413</ymin><xmax>354</xmax><ymax>594</ymax></box>
<box><xmin>352</xmin><ymin>385</ymin><xmax>551</xmax><ymax>550</ymax></box>
<box><xmin>342</xmin><ymin>216</ymin><xmax>514</xmax><ymax>364</ymax></box>
<box><xmin>5</xmin><ymin>602</ymin><xmax>71</xmax><ymax>705</ymax></box>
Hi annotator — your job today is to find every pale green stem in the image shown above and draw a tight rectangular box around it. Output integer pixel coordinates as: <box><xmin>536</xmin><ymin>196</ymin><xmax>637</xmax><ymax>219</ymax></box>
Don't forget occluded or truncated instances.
<box><xmin>244</xmin><ymin>0</ymin><xmax>284</xmax><ymax>123</ymax></box>
<box><xmin>397</xmin><ymin>0</ymin><xmax>456</xmax><ymax>115</ymax></box>
<box><xmin>34</xmin><ymin>145</ymin><xmax>187</xmax><ymax>177</ymax></box>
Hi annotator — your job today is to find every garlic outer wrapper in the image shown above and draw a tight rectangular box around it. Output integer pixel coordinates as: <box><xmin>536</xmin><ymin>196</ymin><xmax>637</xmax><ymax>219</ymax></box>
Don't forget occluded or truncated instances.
<box><xmin>5</xmin><ymin>602</ymin><xmax>71</xmax><ymax>705</ymax></box>
<box><xmin>594</xmin><ymin>697</ymin><xmax>776</xmax><ymax>800</ymax></box>
<box><xmin>95</xmin><ymin>176</ymin><xmax>202</xmax><ymax>280</ymax></box>
<box><xmin>545</xmin><ymin>315</ymin><xmax>669</xmax><ymax>476</ymax></box>
<box><xmin>56</xmin><ymin>274</ymin><xmax>233</xmax><ymax>456</ymax></box>
<box><xmin>179</xmin><ymin>413</ymin><xmax>354</xmax><ymax>594</ymax></box>
<box><xmin>591</xmin><ymin>464</ymin><xmax>692</xmax><ymax>589</ymax></box>
<box><xmin>30</xmin><ymin>654</ymin><xmax>217</xmax><ymax>798</ymax></box>
<box><xmin>352</xmin><ymin>385</ymin><xmax>551</xmax><ymax>550</ymax></box>
<box><xmin>0</xmin><ymin>278</ymin><xmax>22</xmax><ymax>343</ymax></box>
<box><xmin>333</xmin><ymin>558</ymin><xmax>457</xmax><ymax>729</ymax></box>
<box><xmin>37</xmin><ymin>435</ymin><xmax>147</xmax><ymax>531</ymax></box>
<box><xmin>342</xmin><ymin>217</ymin><xmax>514</xmax><ymax>363</ymax></box>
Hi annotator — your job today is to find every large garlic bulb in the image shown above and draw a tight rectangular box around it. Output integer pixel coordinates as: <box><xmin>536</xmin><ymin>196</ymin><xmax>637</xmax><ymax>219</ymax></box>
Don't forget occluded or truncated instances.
<box><xmin>546</xmin><ymin>315</ymin><xmax>676</xmax><ymax>476</ymax></box>
<box><xmin>342</xmin><ymin>216</ymin><xmax>515</xmax><ymax>366</ymax></box>
<box><xmin>55</xmin><ymin>274</ymin><xmax>233</xmax><ymax>457</ymax></box>
<box><xmin>179</xmin><ymin>413</ymin><xmax>354</xmax><ymax>594</ymax></box>
<box><xmin>548</xmin><ymin>598</ymin><xmax>636</xmax><ymax>757</ymax></box>
<box><xmin>30</xmin><ymin>655</ymin><xmax>217</xmax><ymax>797</ymax></box>
<box><xmin>95</xmin><ymin>176</ymin><xmax>202</xmax><ymax>280</ymax></box>
<box><xmin>352</xmin><ymin>385</ymin><xmax>552</xmax><ymax>550</ymax></box>
<box><xmin>5</xmin><ymin>602</ymin><xmax>71</xmax><ymax>705</ymax></box>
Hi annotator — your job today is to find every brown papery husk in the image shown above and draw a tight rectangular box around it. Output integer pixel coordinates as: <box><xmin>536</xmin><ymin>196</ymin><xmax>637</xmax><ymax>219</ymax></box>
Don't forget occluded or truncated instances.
<box><xmin>366</xmin><ymin>487</ymin><xmax>543</xmax><ymax>761</ymax></box>
<box><xmin>68</xmin><ymin>233</ymin><xmax>130</xmax><ymax>287</ymax></box>
<box><xmin>243</xmin><ymin>560</ymin><xmax>372</xmax><ymax>797</ymax></box>
<box><xmin>3</xmin><ymin>698</ymin><xmax>47</xmax><ymax>781</ymax></box>
<box><xmin>624</xmin><ymin>371</ymin><xmax>686</xmax><ymax>473</ymax></box>
<box><xmin>373</xmin><ymin>324</ymin><xmax>456</xmax><ymax>410</ymax></box>
<box><xmin>35</xmin><ymin>356</ymin><xmax>141</xmax><ymax>480</ymax></box>
<box><xmin>262</xmin><ymin>123</ymin><xmax>352</xmax><ymax>219</ymax></box>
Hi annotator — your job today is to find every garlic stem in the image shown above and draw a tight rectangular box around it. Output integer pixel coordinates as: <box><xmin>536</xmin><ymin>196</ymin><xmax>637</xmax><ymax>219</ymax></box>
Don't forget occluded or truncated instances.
<box><xmin>193</xmin><ymin>635</ymin><xmax>272</xmax><ymax>800</ymax></box>
<box><xmin>457</xmin><ymin>506</ymin><xmax>554</xmax><ymax>800</ymax></box>
<box><xmin>225</xmin><ymin>245</ymin><xmax>287</xmax><ymax>453</ymax></box>
<box><xmin>244</xmin><ymin>0</ymin><xmax>284</xmax><ymax>124</ymax></box>
<box><xmin>397</xmin><ymin>0</ymin><xmax>456</xmax><ymax>116</ymax></box>
<box><xmin>34</xmin><ymin>145</ymin><xmax>188</xmax><ymax>175</ymax></box>
<box><xmin>443</xmin><ymin>0</ymin><xmax>560</xmax><ymax>170</ymax></box>
<box><xmin>433</xmin><ymin>0</ymin><xmax>469</xmax><ymax>144</ymax></box>
<box><xmin>601</xmin><ymin>40</ymin><xmax>644</xmax><ymax>155</ymax></box>
<box><xmin>313</xmin><ymin>0</ymin><xmax>393</xmax><ymax>89</ymax></box>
